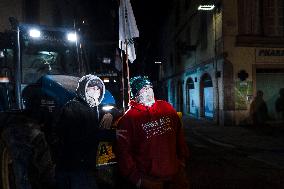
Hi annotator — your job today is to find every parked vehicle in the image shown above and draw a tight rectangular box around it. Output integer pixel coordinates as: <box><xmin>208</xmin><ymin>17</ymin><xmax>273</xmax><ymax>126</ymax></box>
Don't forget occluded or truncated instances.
<box><xmin>0</xmin><ymin>18</ymin><xmax>118</xmax><ymax>189</ymax></box>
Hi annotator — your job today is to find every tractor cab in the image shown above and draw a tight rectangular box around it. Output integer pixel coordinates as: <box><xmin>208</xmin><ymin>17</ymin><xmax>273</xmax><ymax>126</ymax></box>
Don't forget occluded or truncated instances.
<box><xmin>0</xmin><ymin>21</ymin><xmax>120</xmax><ymax>189</ymax></box>
<box><xmin>20</xmin><ymin>24</ymin><xmax>82</xmax><ymax>84</ymax></box>
<box><xmin>0</xmin><ymin>22</ymin><xmax>117</xmax><ymax>118</ymax></box>
<box><xmin>0</xmin><ymin>23</ymin><xmax>85</xmax><ymax>111</ymax></box>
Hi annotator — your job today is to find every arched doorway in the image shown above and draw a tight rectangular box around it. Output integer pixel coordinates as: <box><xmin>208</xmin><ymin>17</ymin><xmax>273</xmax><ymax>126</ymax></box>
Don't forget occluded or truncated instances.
<box><xmin>186</xmin><ymin>78</ymin><xmax>195</xmax><ymax>114</ymax></box>
<box><xmin>200</xmin><ymin>73</ymin><xmax>213</xmax><ymax>118</ymax></box>
<box><xmin>177</xmin><ymin>80</ymin><xmax>183</xmax><ymax>112</ymax></box>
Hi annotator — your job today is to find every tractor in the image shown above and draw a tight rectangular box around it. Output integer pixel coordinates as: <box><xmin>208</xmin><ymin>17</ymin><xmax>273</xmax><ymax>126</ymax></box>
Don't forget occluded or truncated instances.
<box><xmin>0</xmin><ymin>18</ymin><xmax>118</xmax><ymax>189</ymax></box>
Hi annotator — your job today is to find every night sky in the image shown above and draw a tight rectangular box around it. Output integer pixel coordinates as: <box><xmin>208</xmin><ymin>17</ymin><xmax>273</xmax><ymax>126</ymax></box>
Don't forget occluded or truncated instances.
<box><xmin>132</xmin><ymin>0</ymin><xmax>171</xmax><ymax>41</ymax></box>
<box><xmin>130</xmin><ymin>0</ymin><xmax>172</xmax><ymax>79</ymax></box>
<box><xmin>69</xmin><ymin>0</ymin><xmax>172</xmax><ymax>79</ymax></box>
<box><xmin>77</xmin><ymin>0</ymin><xmax>171</xmax><ymax>45</ymax></box>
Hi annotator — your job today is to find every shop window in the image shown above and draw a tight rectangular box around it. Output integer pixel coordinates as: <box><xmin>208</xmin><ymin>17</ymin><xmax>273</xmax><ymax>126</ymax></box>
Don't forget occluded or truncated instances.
<box><xmin>200</xmin><ymin>73</ymin><xmax>213</xmax><ymax>118</ymax></box>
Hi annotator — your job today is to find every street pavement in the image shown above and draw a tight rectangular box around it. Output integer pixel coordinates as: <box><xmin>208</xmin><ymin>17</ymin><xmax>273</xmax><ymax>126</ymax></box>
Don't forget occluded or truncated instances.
<box><xmin>182</xmin><ymin>116</ymin><xmax>284</xmax><ymax>169</ymax></box>
<box><xmin>97</xmin><ymin>115</ymin><xmax>284</xmax><ymax>189</ymax></box>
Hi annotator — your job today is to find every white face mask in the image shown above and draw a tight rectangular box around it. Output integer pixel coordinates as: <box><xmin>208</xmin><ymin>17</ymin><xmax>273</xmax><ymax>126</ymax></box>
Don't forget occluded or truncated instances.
<box><xmin>86</xmin><ymin>86</ymin><xmax>101</xmax><ymax>107</ymax></box>
<box><xmin>136</xmin><ymin>85</ymin><xmax>155</xmax><ymax>107</ymax></box>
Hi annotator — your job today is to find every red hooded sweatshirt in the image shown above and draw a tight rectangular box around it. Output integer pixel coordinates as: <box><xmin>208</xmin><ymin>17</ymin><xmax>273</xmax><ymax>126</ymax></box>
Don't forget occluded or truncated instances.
<box><xmin>117</xmin><ymin>100</ymin><xmax>189</xmax><ymax>185</ymax></box>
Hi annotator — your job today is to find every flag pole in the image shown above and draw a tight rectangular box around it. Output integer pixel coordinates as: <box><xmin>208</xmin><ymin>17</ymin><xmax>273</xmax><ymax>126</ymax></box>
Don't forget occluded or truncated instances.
<box><xmin>125</xmin><ymin>40</ymin><xmax>131</xmax><ymax>104</ymax></box>
<box><xmin>120</xmin><ymin>41</ymin><xmax>126</xmax><ymax>112</ymax></box>
<box><xmin>118</xmin><ymin>0</ymin><xmax>139</xmax><ymax>110</ymax></box>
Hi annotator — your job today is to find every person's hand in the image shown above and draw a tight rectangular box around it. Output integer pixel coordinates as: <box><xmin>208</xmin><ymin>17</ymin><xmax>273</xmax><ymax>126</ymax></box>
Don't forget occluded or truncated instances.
<box><xmin>99</xmin><ymin>113</ymin><xmax>113</xmax><ymax>129</ymax></box>
<box><xmin>116</xmin><ymin>129</ymin><xmax>127</xmax><ymax>140</ymax></box>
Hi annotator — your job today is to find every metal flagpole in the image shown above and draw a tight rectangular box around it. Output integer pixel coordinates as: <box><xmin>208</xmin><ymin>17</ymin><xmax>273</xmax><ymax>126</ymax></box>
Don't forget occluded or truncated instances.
<box><xmin>125</xmin><ymin>40</ymin><xmax>131</xmax><ymax>104</ymax></box>
<box><xmin>120</xmin><ymin>41</ymin><xmax>126</xmax><ymax>112</ymax></box>
<box><xmin>118</xmin><ymin>0</ymin><xmax>139</xmax><ymax>110</ymax></box>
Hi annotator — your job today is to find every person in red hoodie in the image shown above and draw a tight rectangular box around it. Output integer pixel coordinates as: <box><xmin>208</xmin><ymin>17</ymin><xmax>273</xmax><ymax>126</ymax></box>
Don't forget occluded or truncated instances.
<box><xmin>116</xmin><ymin>76</ymin><xmax>189</xmax><ymax>189</ymax></box>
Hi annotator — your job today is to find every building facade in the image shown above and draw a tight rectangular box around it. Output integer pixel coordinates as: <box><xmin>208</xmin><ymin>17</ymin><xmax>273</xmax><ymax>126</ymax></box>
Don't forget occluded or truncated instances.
<box><xmin>159</xmin><ymin>0</ymin><xmax>284</xmax><ymax>125</ymax></box>
<box><xmin>0</xmin><ymin>0</ymin><xmax>82</xmax><ymax>32</ymax></box>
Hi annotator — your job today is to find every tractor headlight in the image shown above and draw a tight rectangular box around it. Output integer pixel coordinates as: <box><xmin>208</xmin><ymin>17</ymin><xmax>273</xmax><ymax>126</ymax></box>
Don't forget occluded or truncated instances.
<box><xmin>67</xmin><ymin>32</ymin><xmax>77</xmax><ymax>42</ymax></box>
<box><xmin>29</xmin><ymin>29</ymin><xmax>41</xmax><ymax>38</ymax></box>
<box><xmin>102</xmin><ymin>105</ymin><xmax>115</xmax><ymax>111</ymax></box>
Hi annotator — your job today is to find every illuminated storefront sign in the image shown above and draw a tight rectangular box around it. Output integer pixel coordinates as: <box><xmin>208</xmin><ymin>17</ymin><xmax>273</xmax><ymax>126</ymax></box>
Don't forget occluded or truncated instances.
<box><xmin>257</xmin><ymin>49</ymin><xmax>284</xmax><ymax>57</ymax></box>
<box><xmin>256</xmin><ymin>48</ymin><xmax>284</xmax><ymax>63</ymax></box>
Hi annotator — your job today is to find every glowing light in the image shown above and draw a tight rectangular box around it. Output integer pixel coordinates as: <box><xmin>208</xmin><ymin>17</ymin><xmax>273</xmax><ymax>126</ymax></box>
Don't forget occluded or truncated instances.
<box><xmin>103</xmin><ymin>78</ymin><xmax>110</xmax><ymax>83</ymax></box>
<box><xmin>0</xmin><ymin>77</ymin><xmax>9</xmax><ymax>83</ymax></box>
<box><xmin>39</xmin><ymin>51</ymin><xmax>56</xmax><ymax>55</ymax></box>
<box><xmin>29</xmin><ymin>29</ymin><xmax>41</xmax><ymax>38</ymax></box>
<box><xmin>67</xmin><ymin>32</ymin><xmax>77</xmax><ymax>42</ymax></box>
<box><xmin>103</xmin><ymin>58</ymin><xmax>111</xmax><ymax>64</ymax></box>
<box><xmin>102</xmin><ymin>105</ymin><xmax>114</xmax><ymax>111</ymax></box>
<box><xmin>198</xmin><ymin>5</ymin><xmax>215</xmax><ymax>10</ymax></box>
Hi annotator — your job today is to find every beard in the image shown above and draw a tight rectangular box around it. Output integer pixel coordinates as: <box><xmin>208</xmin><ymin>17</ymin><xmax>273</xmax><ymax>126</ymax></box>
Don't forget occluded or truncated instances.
<box><xmin>86</xmin><ymin>95</ymin><xmax>99</xmax><ymax>107</ymax></box>
<box><xmin>137</xmin><ymin>92</ymin><xmax>155</xmax><ymax>107</ymax></box>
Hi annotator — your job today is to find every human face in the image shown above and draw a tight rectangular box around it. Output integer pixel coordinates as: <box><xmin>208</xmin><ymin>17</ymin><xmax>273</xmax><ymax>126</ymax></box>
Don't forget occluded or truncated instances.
<box><xmin>86</xmin><ymin>85</ymin><xmax>101</xmax><ymax>107</ymax></box>
<box><xmin>137</xmin><ymin>85</ymin><xmax>155</xmax><ymax>106</ymax></box>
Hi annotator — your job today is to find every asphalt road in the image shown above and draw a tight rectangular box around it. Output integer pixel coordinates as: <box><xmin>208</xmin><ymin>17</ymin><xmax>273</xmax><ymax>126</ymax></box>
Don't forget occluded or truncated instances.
<box><xmin>184</xmin><ymin>127</ymin><xmax>284</xmax><ymax>189</ymax></box>
<box><xmin>96</xmin><ymin>121</ymin><xmax>284</xmax><ymax>189</ymax></box>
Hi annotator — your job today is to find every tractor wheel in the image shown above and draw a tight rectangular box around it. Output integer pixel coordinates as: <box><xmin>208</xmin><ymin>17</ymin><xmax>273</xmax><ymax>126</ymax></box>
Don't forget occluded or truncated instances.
<box><xmin>0</xmin><ymin>117</ymin><xmax>55</xmax><ymax>189</ymax></box>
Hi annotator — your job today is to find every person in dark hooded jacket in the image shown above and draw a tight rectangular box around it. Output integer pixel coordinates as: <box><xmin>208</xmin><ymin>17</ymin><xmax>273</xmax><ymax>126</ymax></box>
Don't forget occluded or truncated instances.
<box><xmin>275</xmin><ymin>88</ymin><xmax>284</xmax><ymax>120</ymax></box>
<box><xmin>54</xmin><ymin>74</ymin><xmax>126</xmax><ymax>189</ymax></box>
<box><xmin>249</xmin><ymin>90</ymin><xmax>268</xmax><ymax>126</ymax></box>
<box><xmin>116</xmin><ymin>76</ymin><xmax>189</xmax><ymax>189</ymax></box>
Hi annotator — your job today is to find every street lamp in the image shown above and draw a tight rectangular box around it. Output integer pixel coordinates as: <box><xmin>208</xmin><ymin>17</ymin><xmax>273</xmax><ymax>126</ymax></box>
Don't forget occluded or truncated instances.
<box><xmin>198</xmin><ymin>5</ymin><xmax>215</xmax><ymax>11</ymax></box>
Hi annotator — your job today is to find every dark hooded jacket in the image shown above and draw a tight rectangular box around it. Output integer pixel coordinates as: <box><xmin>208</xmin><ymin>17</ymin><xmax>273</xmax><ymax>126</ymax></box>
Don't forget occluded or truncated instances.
<box><xmin>54</xmin><ymin>76</ymin><xmax>116</xmax><ymax>170</ymax></box>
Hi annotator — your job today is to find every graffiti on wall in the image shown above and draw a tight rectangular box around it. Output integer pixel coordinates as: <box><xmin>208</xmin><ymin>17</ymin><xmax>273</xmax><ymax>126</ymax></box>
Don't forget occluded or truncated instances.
<box><xmin>235</xmin><ymin>81</ymin><xmax>253</xmax><ymax>110</ymax></box>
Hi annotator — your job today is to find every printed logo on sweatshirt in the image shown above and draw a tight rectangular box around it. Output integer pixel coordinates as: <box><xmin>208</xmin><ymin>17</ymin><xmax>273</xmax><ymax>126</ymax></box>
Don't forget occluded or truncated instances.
<box><xmin>142</xmin><ymin>116</ymin><xmax>173</xmax><ymax>139</ymax></box>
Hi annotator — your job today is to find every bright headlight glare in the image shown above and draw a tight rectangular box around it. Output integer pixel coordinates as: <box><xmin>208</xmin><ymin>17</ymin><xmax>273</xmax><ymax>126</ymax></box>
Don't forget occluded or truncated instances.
<box><xmin>102</xmin><ymin>105</ymin><xmax>114</xmax><ymax>111</ymax></box>
<box><xmin>29</xmin><ymin>29</ymin><xmax>41</xmax><ymax>38</ymax></box>
<box><xmin>67</xmin><ymin>32</ymin><xmax>77</xmax><ymax>42</ymax></box>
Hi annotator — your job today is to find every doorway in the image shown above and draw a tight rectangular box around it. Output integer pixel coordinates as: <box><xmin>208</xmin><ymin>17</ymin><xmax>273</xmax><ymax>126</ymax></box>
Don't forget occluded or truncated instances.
<box><xmin>256</xmin><ymin>68</ymin><xmax>284</xmax><ymax>120</ymax></box>
<box><xmin>200</xmin><ymin>73</ymin><xmax>213</xmax><ymax>118</ymax></box>
<box><xmin>186</xmin><ymin>78</ymin><xmax>195</xmax><ymax>115</ymax></box>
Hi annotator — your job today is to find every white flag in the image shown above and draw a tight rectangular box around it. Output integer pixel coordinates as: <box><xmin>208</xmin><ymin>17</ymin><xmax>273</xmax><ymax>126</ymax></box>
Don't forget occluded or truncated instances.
<box><xmin>119</xmin><ymin>0</ymin><xmax>139</xmax><ymax>63</ymax></box>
